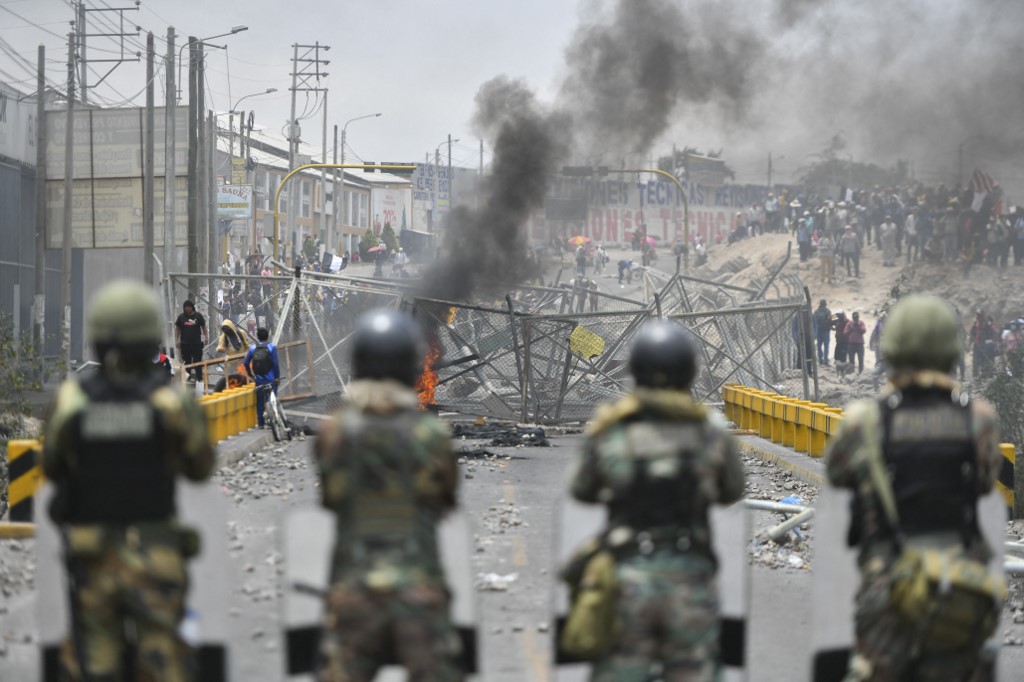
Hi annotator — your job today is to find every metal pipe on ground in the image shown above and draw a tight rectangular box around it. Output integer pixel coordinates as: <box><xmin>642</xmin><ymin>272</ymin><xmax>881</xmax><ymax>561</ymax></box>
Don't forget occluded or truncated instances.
<box><xmin>767</xmin><ymin>507</ymin><xmax>815</xmax><ymax>542</ymax></box>
<box><xmin>743</xmin><ymin>500</ymin><xmax>810</xmax><ymax>514</ymax></box>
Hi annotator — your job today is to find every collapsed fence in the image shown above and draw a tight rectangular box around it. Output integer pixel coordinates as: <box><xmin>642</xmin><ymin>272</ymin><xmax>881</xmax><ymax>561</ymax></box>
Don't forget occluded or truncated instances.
<box><xmin>164</xmin><ymin>264</ymin><xmax>817</xmax><ymax>424</ymax></box>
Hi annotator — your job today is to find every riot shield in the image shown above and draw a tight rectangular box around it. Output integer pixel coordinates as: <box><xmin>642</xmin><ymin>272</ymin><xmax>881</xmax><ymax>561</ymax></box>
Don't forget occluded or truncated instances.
<box><xmin>282</xmin><ymin>506</ymin><xmax>479</xmax><ymax>679</ymax></box>
<box><xmin>36</xmin><ymin>480</ymin><xmax>231</xmax><ymax>681</ymax></box>
<box><xmin>553</xmin><ymin>498</ymin><xmax>751</xmax><ymax>681</ymax></box>
<box><xmin>809</xmin><ymin>487</ymin><xmax>1007</xmax><ymax>681</ymax></box>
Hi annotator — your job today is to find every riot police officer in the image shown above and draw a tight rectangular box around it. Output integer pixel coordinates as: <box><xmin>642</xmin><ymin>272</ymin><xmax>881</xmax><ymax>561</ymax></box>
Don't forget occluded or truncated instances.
<box><xmin>566</xmin><ymin>321</ymin><xmax>745</xmax><ymax>681</ymax></box>
<box><xmin>314</xmin><ymin>309</ymin><xmax>463</xmax><ymax>682</ymax></box>
<box><xmin>826</xmin><ymin>295</ymin><xmax>1006</xmax><ymax>681</ymax></box>
<box><xmin>42</xmin><ymin>279</ymin><xmax>214</xmax><ymax>680</ymax></box>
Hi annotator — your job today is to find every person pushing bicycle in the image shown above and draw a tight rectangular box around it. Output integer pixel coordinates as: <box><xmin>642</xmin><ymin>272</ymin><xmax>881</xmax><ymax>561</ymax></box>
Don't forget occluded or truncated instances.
<box><xmin>244</xmin><ymin>327</ymin><xmax>281</xmax><ymax>429</ymax></box>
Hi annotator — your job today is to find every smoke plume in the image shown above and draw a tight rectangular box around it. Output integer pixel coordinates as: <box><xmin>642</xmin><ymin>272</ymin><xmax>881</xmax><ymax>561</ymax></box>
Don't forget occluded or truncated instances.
<box><xmin>418</xmin><ymin>77</ymin><xmax>569</xmax><ymax>302</ymax></box>
<box><xmin>419</xmin><ymin>0</ymin><xmax>1024</xmax><ymax>307</ymax></box>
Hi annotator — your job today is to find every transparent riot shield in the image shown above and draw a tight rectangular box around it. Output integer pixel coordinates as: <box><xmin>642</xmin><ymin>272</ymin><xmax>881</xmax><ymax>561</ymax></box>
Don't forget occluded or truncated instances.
<box><xmin>809</xmin><ymin>487</ymin><xmax>1007</xmax><ymax>681</ymax></box>
<box><xmin>282</xmin><ymin>506</ymin><xmax>479</xmax><ymax>680</ymax></box>
<box><xmin>36</xmin><ymin>480</ymin><xmax>231</xmax><ymax>681</ymax></box>
<box><xmin>553</xmin><ymin>499</ymin><xmax>750</xmax><ymax>681</ymax></box>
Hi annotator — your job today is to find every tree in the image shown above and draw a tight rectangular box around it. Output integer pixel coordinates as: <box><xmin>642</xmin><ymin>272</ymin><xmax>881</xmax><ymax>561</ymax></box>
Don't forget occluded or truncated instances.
<box><xmin>0</xmin><ymin>314</ymin><xmax>50</xmax><ymax>518</ymax></box>
<box><xmin>358</xmin><ymin>227</ymin><xmax>380</xmax><ymax>260</ymax></box>
<box><xmin>380</xmin><ymin>221</ymin><xmax>398</xmax><ymax>254</ymax></box>
<box><xmin>796</xmin><ymin>132</ymin><xmax>909</xmax><ymax>191</ymax></box>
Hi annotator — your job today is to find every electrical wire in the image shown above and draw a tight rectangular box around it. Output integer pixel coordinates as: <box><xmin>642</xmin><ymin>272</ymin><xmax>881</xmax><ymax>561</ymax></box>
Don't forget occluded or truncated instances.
<box><xmin>0</xmin><ymin>3</ymin><xmax>65</xmax><ymax>39</ymax></box>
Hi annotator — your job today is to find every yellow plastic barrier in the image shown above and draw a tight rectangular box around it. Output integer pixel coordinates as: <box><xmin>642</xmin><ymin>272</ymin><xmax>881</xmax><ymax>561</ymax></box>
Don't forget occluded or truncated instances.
<box><xmin>200</xmin><ymin>384</ymin><xmax>257</xmax><ymax>445</ymax></box>
<box><xmin>722</xmin><ymin>384</ymin><xmax>1018</xmax><ymax>513</ymax></box>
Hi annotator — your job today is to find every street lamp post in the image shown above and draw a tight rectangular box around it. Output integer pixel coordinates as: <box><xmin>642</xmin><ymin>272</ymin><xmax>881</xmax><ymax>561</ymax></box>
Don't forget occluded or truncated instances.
<box><xmin>338</xmin><ymin>113</ymin><xmax>382</xmax><ymax>252</ymax></box>
<box><xmin>433</xmin><ymin>137</ymin><xmax>459</xmax><ymax>231</ymax></box>
<box><xmin>228</xmin><ymin>87</ymin><xmax>276</xmax><ymax>163</ymax></box>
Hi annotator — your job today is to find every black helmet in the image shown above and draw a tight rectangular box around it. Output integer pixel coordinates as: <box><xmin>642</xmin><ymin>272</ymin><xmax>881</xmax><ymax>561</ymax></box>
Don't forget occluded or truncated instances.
<box><xmin>628</xmin><ymin>321</ymin><xmax>698</xmax><ymax>389</ymax></box>
<box><xmin>350</xmin><ymin>309</ymin><xmax>426</xmax><ymax>386</ymax></box>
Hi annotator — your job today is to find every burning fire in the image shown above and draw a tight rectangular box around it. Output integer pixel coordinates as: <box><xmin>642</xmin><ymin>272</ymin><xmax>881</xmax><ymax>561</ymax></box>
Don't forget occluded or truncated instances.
<box><xmin>417</xmin><ymin>340</ymin><xmax>442</xmax><ymax>410</ymax></box>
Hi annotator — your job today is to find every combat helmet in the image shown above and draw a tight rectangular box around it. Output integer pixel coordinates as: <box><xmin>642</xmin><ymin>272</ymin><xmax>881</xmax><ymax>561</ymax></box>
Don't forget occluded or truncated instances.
<box><xmin>350</xmin><ymin>309</ymin><xmax>426</xmax><ymax>386</ymax></box>
<box><xmin>881</xmin><ymin>295</ymin><xmax>962</xmax><ymax>372</ymax></box>
<box><xmin>628</xmin><ymin>321</ymin><xmax>699</xmax><ymax>390</ymax></box>
<box><xmin>87</xmin><ymin>279</ymin><xmax>163</xmax><ymax>349</ymax></box>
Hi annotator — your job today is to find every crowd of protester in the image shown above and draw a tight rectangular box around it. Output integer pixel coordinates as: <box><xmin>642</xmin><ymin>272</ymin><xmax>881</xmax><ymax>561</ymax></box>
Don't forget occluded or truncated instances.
<box><xmin>723</xmin><ymin>181</ymin><xmax>1024</xmax><ymax>282</ymax></box>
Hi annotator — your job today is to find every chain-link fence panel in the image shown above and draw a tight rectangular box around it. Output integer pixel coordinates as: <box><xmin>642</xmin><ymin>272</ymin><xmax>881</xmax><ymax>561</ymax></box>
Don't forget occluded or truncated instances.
<box><xmin>167</xmin><ymin>272</ymin><xmax>292</xmax><ymax>362</ymax></box>
<box><xmin>273</xmin><ymin>273</ymin><xmax>406</xmax><ymax>417</ymax></box>
<box><xmin>521</xmin><ymin>310</ymin><xmax>651</xmax><ymax>422</ymax></box>
<box><xmin>411</xmin><ymin>300</ymin><xmax>524</xmax><ymax>420</ymax></box>
<box><xmin>668</xmin><ymin>302</ymin><xmax>817</xmax><ymax>403</ymax></box>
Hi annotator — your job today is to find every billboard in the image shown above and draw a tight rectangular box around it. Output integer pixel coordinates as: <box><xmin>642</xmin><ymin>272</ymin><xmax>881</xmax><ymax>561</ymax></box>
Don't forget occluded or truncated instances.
<box><xmin>46</xmin><ymin>176</ymin><xmax>188</xmax><ymax>249</ymax></box>
<box><xmin>371</xmin><ymin>187</ymin><xmax>411</xmax><ymax>235</ymax></box>
<box><xmin>218</xmin><ymin>184</ymin><xmax>252</xmax><ymax>220</ymax></box>
<box><xmin>45</xmin><ymin>106</ymin><xmax>189</xmax><ymax>179</ymax></box>
<box><xmin>0</xmin><ymin>84</ymin><xmax>36</xmax><ymax>166</ymax></box>
<box><xmin>44</xmin><ymin>106</ymin><xmax>190</xmax><ymax>248</ymax></box>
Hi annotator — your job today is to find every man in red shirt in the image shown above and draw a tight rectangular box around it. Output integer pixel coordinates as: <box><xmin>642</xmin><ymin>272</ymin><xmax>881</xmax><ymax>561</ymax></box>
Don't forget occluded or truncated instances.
<box><xmin>844</xmin><ymin>310</ymin><xmax>867</xmax><ymax>374</ymax></box>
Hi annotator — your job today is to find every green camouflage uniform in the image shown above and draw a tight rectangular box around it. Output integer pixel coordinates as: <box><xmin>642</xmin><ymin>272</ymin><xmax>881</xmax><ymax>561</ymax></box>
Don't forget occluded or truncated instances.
<box><xmin>826</xmin><ymin>370</ymin><xmax>1004</xmax><ymax>682</ymax></box>
<box><xmin>570</xmin><ymin>388</ymin><xmax>745</xmax><ymax>682</ymax></box>
<box><xmin>42</xmin><ymin>375</ymin><xmax>214</xmax><ymax>682</ymax></box>
<box><xmin>314</xmin><ymin>378</ymin><xmax>462</xmax><ymax>682</ymax></box>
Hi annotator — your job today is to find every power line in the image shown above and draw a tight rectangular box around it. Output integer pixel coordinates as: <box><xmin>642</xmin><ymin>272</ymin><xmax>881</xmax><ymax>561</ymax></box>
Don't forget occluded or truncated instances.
<box><xmin>0</xmin><ymin>3</ymin><xmax>65</xmax><ymax>39</ymax></box>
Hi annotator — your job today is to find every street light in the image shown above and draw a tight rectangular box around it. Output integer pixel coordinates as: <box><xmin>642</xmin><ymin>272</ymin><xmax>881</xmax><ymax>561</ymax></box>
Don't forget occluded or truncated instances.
<box><xmin>433</xmin><ymin>137</ymin><xmax>459</xmax><ymax>230</ymax></box>
<box><xmin>176</xmin><ymin>26</ymin><xmax>250</xmax><ymax>103</ymax></box>
<box><xmin>231</xmin><ymin>87</ymin><xmax>277</xmax><ymax>113</ymax></box>
<box><xmin>227</xmin><ymin>88</ymin><xmax>277</xmax><ymax>168</ymax></box>
<box><xmin>337</xmin><ymin>113</ymin><xmax>383</xmax><ymax>251</ymax></box>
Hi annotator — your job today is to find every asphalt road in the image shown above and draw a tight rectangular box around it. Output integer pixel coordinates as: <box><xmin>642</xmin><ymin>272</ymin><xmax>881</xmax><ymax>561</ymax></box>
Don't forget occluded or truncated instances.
<box><xmin>2</xmin><ymin>427</ymin><xmax>1022</xmax><ymax>681</ymax></box>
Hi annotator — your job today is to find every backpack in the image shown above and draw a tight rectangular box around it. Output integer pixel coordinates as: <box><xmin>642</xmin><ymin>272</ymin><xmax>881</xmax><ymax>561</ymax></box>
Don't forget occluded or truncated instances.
<box><xmin>251</xmin><ymin>343</ymin><xmax>273</xmax><ymax>375</ymax></box>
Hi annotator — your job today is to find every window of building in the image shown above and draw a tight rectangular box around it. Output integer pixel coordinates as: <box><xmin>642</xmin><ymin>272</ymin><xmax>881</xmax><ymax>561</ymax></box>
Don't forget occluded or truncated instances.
<box><xmin>256</xmin><ymin>171</ymin><xmax>269</xmax><ymax>210</ymax></box>
<box><xmin>301</xmin><ymin>181</ymin><xmax>311</xmax><ymax>218</ymax></box>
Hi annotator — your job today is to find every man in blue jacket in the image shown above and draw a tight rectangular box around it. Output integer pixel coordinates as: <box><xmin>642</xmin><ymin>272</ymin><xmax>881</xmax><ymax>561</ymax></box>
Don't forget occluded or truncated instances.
<box><xmin>244</xmin><ymin>327</ymin><xmax>281</xmax><ymax>428</ymax></box>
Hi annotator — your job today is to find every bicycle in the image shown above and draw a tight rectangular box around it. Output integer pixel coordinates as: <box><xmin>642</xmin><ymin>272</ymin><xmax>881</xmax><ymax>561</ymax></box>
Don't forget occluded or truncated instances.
<box><xmin>258</xmin><ymin>381</ymin><xmax>292</xmax><ymax>442</ymax></box>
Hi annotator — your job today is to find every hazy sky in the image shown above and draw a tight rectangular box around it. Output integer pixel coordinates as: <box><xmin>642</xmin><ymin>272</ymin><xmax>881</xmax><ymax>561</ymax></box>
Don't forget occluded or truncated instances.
<box><xmin>0</xmin><ymin>0</ymin><xmax>580</xmax><ymax>172</ymax></box>
<box><xmin>2</xmin><ymin>1</ymin><xmax>1022</xmax><ymax>195</ymax></box>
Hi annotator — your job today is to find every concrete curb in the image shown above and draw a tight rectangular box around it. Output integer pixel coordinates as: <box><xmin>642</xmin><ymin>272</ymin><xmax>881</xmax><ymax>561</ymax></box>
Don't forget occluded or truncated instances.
<box><xmin>216</xmin><ymin>428</ymin><xmax>278</xmax><ymax>468</ymax></box>
<box><xmin>0</xmin><ymin>522</ymin><xmax>35</xmax><ymax>539</ymax></box>
<box><xmin>738</xmin><ymin>436</ymin><xmax>827</xmax><ymax>488</ymax></box>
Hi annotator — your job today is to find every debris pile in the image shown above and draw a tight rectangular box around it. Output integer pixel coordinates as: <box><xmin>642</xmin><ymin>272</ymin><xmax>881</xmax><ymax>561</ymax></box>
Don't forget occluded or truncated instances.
<box><xmin>451</xmin><ymin>422</ymin><xmax>551</xmax><ymax>447</ymax></box>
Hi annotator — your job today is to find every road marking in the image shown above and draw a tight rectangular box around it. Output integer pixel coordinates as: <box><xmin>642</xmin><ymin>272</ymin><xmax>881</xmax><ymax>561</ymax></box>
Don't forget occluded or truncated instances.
<box><xmin>522</xmin><ymin>629</ymin><xmax>551</xmax><ymax>681</ymax></box>
<box><xmin>512</xmin><ymin>535</ymin><xmax>528</xmax><ymax>567</ymax></box>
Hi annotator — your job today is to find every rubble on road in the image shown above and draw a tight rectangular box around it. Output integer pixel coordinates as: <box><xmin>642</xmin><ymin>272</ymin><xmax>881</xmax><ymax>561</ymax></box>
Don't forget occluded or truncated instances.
<box><xmin>0</xmin><ymin>540</ymin><xmax>35</xmax><ymax>598</ymax></box>
<box><xmin>216</xmin><ymin>444</ymin><xmax>307</xmax><ymax>503</ymax></box>
<box><xmin>742</xmin><ymin>454</ymin><xmax>815</xmax><ymax>571</ymax></box>
<box><xmin>451</xmin><ymin>422</ymin><xmax>550</xmax><ymax>447</ymax></box>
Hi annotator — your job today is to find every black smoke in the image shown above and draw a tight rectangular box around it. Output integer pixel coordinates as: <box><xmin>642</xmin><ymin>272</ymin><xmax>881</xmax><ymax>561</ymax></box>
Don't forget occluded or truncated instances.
<box><xmin>560</xmin><ymin>0</ymin><xmax>765</xmax><ymax>162</ymax></box>
<box><xmin>419</xmin><ymin>77</ymin><xmax>569</xmax><ymax>302</ymax></box>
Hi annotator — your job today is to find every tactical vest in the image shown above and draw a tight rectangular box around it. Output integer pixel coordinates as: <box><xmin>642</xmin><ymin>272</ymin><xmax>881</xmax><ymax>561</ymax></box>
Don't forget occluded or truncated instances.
<box><xmin>607</xmin><ymin>419</ymin><xmax>708</xmax><ymax>545</ymax></box>
<box><xmin>881</xmin><ymin>389</ymin><xmax>976</xmax><ymax>539</ymax></box>
<box><xmin>65</xmin><ymin>373</ymin><xmax>173</xmax><ymax>524</ymax></box>
<box><xmin>339</xmin><ymin>410</ymin><xmax>437</xmax><ymax>562</ymax></box>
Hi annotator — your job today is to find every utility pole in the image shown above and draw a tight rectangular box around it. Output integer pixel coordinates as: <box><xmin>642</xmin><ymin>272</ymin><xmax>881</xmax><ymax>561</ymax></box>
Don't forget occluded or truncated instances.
<box><xmin>448</xmin><ymin>134</ymin><xmax>454</xmax><ymax>210</ymax></box>
<box><xmin>143</xmin><ymin>32</ymin><xmax>155</xmax><ymax>285</ymax></box>
<box><xmin>197</xmin><ymin>45</ymin><xmax>207</xmax><ymax>282</ymax></box>
<box><xmin>207</xmin><ymin>111</ymin><xmax>218</xmax><ymax>332</ymax></box>
<box><xmin>77</xmin><ymin>2</ymin><xmax>86</xmax><ymax>104</ymax></box>
<box><xmin>320</xmin><ymin>90</ymin><xmax>328</xmax><ymax>248</ymax></box>
<box><xmin>768</xmin><ymin>152</ymin><xmax>773</xmax><ymax>189</ymax></box>
<box><xmin>187</xmin><ymin>36</ymin><xmax>198</xmax><ymax>297</ymax></box>
<box><xmin>287</xmin><ymin>44</ymin><xmax>298</xmax><ymax>264</ymax></box>
<box><xmin>332</xmin><ymin>124</ymin><xmax>339</xmax><ymax>252</ymax></box>
<box><xmin>34</xmin><ymin>45</ymin><xmax>46</xmax><ymax>359</ymax></box>
<box><xmin>434</xmin><ymin>148</ymin><xmax>440</xmax><ymax>229</ymax></box>
<box><xmin>163</xmin><ymin>27</ymin><xmax>176</xmax><ymax>283</ymax></box>
<box><xmin>74</xmin><ymin>0</ymin><xmax>141</xmax><ymax>106</ymax></box>
<box><xmin>286</xmin><ymin>42</ymin><xmax>330</xmax><ymax>262</ymax></box>
<box><xmin>61</xmin><ymin>32</ymin><xmax>75</xmax><ymax>373</ymax></box>
<box><xmin>427</xmin><ymin>151</ymin><xmax>433</xmax><ymax>232</ymax></box>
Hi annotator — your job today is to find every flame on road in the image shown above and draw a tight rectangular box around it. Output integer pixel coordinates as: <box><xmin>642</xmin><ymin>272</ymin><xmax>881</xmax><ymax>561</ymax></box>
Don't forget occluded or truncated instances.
<box><xmin>417</xmin><ymin>340</ymin><xmax>442</xmax><ymax>409</ymax></box>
